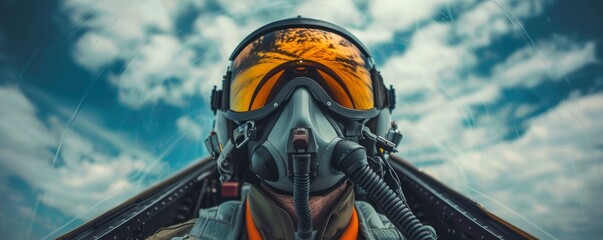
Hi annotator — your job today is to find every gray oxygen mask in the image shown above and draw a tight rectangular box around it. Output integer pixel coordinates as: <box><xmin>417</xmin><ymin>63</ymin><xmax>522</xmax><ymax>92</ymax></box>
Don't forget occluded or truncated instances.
<box><xmin>249</xmin><ymin>87</ymin><xmax>346</xmax><ymax>195</ymax></box>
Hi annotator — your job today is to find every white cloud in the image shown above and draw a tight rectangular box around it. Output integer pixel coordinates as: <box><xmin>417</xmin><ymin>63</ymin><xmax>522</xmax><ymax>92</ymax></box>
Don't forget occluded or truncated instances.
<box><xmin>160</xmin><ymin>0</ymin><xmax>206</xmax><ymax>19</ymax></box>
<box><xmin>453</xmin><ymin>0</ymin><xmax>551</xmax><ymax>48</ymax></box>
<box><xmin>294</xmin><ymin>0</ymin><xmax>365</xmax><ymax>27</ymax></box>
<box><xmin>454</xmin><ymin>1</ymin><xmax>512</xmax><ymax>48</ymax></box>
<box><xmin>381</xmin><ymin>0</ymin><xmax>560</xmax><ymax>114</ymax></box>
<box><xmin>110</xmin><ymin>34</ymin><xmax>201</xmax><ymax>107</ymax></box>
<box><xmin>513</xmin><ymin>103</ymin><xmax>537</xmax><ymax>119</ymax></box>
<box><xmin>381</xmin><ymin>22</ymin><xmax>482</xmax><ymax>116</ymax></box>
<box><xmin>376</xmin><ymin>0</ymin><xmax>600</xmax><ymax>237</ymax></box>
<box><xmin>214</xmin><ymin>0</ymin><xmax>276</xmax><ymax>17</ymax></box>
<box><xmin>352</xmin><ymin>0</ymin><xmax>468</xmax><ymax>46</ymax></box>
<box><xmin>369</xmin><ymin>0</ymin><xmax>450</xmax><ymax>31</ymax></box>
<box><xmin>64</xmin><ymin>0</ymin><xmax>275</xmax><ymax>109</ymax></box>
<box><xmin>63</xmin><ymin>0</ymin><xmax>190</xmax><ymax>107</ymax></box>
<box><xmin>0</xmin><ymin>86</ymin><xmax>168</xmax><ymax>220</ymax></box>
<box><xmin>73</xmin><ymin>32</ymin><xmax>119</xmax><ymax>70</ymax></box>
<box><xmin>379</xmin><ymin>0</ymin><xmax>595</xmax><ymax>140</ymax></box>
<box><xmin>493</xmin><ymin>36</ymin><xmax>598</xmax><ymax>87</ymax></box>
<box><xmin>176</xmin><ymin>115</ymin><xmax>204</xmax><ymax>141</ymax></box>
<box><xmin>194</xmin><ymin>14</ymin><xmax>248</xmax><ymax>61</ymax></box>
<box><xmin>62</xmin><ymin>0</ymin><xmax>172</xmax><ymax>44</ymax></box>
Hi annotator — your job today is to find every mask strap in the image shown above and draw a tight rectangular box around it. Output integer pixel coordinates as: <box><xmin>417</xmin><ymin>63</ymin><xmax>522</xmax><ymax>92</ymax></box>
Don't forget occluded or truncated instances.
<box><xmin>249</xmin><ymin>110</ymin><xmax>283</xmax><ymax>145</ymax></box>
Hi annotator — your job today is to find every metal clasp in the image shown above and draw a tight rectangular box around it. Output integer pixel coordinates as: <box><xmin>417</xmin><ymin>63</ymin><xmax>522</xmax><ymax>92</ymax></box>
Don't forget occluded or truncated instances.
<box><xmin>234</xmin><ymin>121</ymin><xmax>256</xmax><ymax>149</ymax></box>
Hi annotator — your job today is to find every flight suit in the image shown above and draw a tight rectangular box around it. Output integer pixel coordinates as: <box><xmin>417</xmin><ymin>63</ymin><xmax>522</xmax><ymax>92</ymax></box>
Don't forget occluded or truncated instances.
<box><xmin>147</xmin><ymin>184</ymin><xmax>406</xmax><ymax>240</ymax></box>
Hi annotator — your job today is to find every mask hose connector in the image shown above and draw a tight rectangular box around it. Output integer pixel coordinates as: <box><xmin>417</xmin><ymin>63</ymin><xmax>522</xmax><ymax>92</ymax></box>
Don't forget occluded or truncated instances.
<box><xmin>291</xmin><ymin>128</ymin><xmax>314</xmax><ymax>240</ymax></box>
<box><xmin>332</xmin><ymin>140</ymin><xmax>436</xmax><ymax>240</ymax></box>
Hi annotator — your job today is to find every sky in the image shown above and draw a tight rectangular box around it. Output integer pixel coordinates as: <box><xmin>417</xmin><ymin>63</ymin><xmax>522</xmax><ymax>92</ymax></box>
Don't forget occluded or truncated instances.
<box><xmin>0</xmin><ymin>0</ymin><xmax>602</xmax><ymax>239</ymax></box>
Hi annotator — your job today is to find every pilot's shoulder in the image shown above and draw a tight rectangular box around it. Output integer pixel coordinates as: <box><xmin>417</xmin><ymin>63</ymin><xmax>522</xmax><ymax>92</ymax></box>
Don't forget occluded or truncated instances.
<box><xmin>146</xmin><ymin>201</ymin><xmax>242</xmax><ymax>240</ymax></box>
<box><xmin>356</xmin><ymin>201</ymin><xmax>436</xmax><ymax>240</ymax></box>
<box><xmin>146</xmin><ymin>218</ymin><xmax>196</xmax><ymax>240</ymax></box>
<box><xmin>356</xmin><ymin>201</ymin><xmax>407</xmax><ymax>240</ymax></box>
<box><xmin>356</xmin><ymin>201</ymin><xmax>394</xmax><ymax>228</ymax></box>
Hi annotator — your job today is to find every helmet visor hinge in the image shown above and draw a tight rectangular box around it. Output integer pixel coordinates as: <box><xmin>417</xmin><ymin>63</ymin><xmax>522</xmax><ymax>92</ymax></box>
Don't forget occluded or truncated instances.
<box><xmin>210</xmin><ymin>85</ymin><xmax>223</xmax><ymax>114</ymax></box>
<box><xmin>387</xmin><ymin>84</ymin><xmax>396</xmax><ymax>112</ymax></box>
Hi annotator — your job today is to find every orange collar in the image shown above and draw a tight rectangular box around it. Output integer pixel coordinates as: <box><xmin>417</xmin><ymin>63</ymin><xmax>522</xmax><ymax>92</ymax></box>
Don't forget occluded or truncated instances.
<box><xmin>339</xmin><ymin>206</ymin><xmax>359</xmax><ymax>239</ymax></box>
<box><xmin>245</xmin><ymin>199</ymin><xmax>263</xmax><ymax>240</ymax></box>
<box><xmin>245</xmin><ymin>199</ymin><xmax>358</xmax><ymax>240</ymax></box>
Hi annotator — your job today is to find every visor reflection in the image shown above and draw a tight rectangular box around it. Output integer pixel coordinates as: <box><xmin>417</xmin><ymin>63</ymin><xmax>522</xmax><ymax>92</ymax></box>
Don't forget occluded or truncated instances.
<box><xmin>230</xmin><ymin>28</ymin><xmax>374</xmax><ymax>112</ymax></box>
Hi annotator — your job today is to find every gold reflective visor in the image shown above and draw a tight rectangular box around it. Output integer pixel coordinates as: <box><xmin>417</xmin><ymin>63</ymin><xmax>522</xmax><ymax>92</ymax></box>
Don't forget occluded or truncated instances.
<box><xmin>230</xmin><ymin>28</ymin><xmax>374</xmax><ymax>112</ymax></box>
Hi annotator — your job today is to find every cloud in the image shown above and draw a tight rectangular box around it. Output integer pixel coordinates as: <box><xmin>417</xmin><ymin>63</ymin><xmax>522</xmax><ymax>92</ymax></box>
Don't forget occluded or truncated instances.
<box><xmin>493</xmin><ymin>36</ymin><xmax>598</xmax><ymax>87</ymax></box>
<box><xmin>380</xmin><ymin>0</ymin><xmax>596</xmax><ymax>133</ymax></box>
<box><xmin>0</xmin><ymin>183</ymin><xmax>58</xmax><ymax>239</ymax></box>
<box><xmin>160</xmin><ymin>0</ymin><xmax>207</xmax><ymax>19</ymax></box>
<box><xmin>453</xmin><ymin>0</ymin><xmax>551</xmax><ymax>48</ymax></box>
<box><xmin>381</xmin><ymin>0</ymin><xmax>560</xmax><ymax>114</ymax></box>
<box><xmin>375</xmin><ymin>0</ymin><xmax>599</xmax><ymax>238</ymax></box>
<box><xmin>62</xmin><ymin>0</ymin><xmax>173</xmax><ymax>47</ymax></box>
<box><xmin>110</xmin><ymin>34</ymin><xmax>202</xmax><ymax>107</ymax></box>
<box><xmin>73</xmin><ymin>32</ymin><xmax>119</xmax><ymax>70</ymax></box>
<box><xmin>62</xmin><ymin>0</ymin><xmax>490</xmax><ymax>109</ymax></box>
<box><xmin>294</xmin><ymin>0</ymin><xmax>365</xmax><ymax>27</ymax></box>
<box><xmin>377</xmin><ymin>1</ymin><xmax>596</xmax><ymax>161</ymax></box>
<box><xmin>63</xmin><ymin>0</ymin><xmax>190</xmax><ymax>108</ymax></box>
<box><xmin>176</xmin><ymin>115</ymin><xmax>204</xmax><ymax>141</ymax></box>
<box><xmin>386</xmin><ymin>33</ymin><xmax>596</xmax><ymax>165</ymax></box>
<box><xmin>64</xmin><ymin>0</ymin><xmax>274</xmax><ymax>109</ymax></box>
<box><xmin>422</xmin><ymin>92</ymin><xmax>603</xmax><ymax>239</ymax></box>
<box><xmin>0</xmin><ymin>86</ymin><xmax>168</xmax><ymax>220</ymax></box>
<box><xmin>369</xmin><ymin>0</ymin><xmax>451</xmax><ymax>30</ymax></box>
<box><xmin>347</xmin><ymin>0</ymin><xmax>466</xmax><ymax>45</ymax></box>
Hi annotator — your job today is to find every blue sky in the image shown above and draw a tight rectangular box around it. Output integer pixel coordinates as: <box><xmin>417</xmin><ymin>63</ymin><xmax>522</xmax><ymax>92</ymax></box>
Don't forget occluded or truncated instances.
<box><xmin>0</xmin><ymin>0</ymin><xmax>602</xmax><ymax>239</ymax></box>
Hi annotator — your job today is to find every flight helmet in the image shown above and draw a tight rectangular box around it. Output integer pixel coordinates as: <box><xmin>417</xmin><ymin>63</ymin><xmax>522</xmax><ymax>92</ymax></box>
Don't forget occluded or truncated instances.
<box><xmin>205</xmin><ymin>17</ymin><xmax>400</xmax><ymax>194</ymax></box>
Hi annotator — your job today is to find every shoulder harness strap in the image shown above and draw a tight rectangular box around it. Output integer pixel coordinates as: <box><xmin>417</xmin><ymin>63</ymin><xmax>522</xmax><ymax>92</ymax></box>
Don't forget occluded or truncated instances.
<box><xmin>185</xmin><ymin>201</ymin><xmax>244</xmax><ymax>240</ymax></box>
<box><xmin>355</xmin><ymin>201</ymin><xmax>406</xmax><ymax>240</ymax></box>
